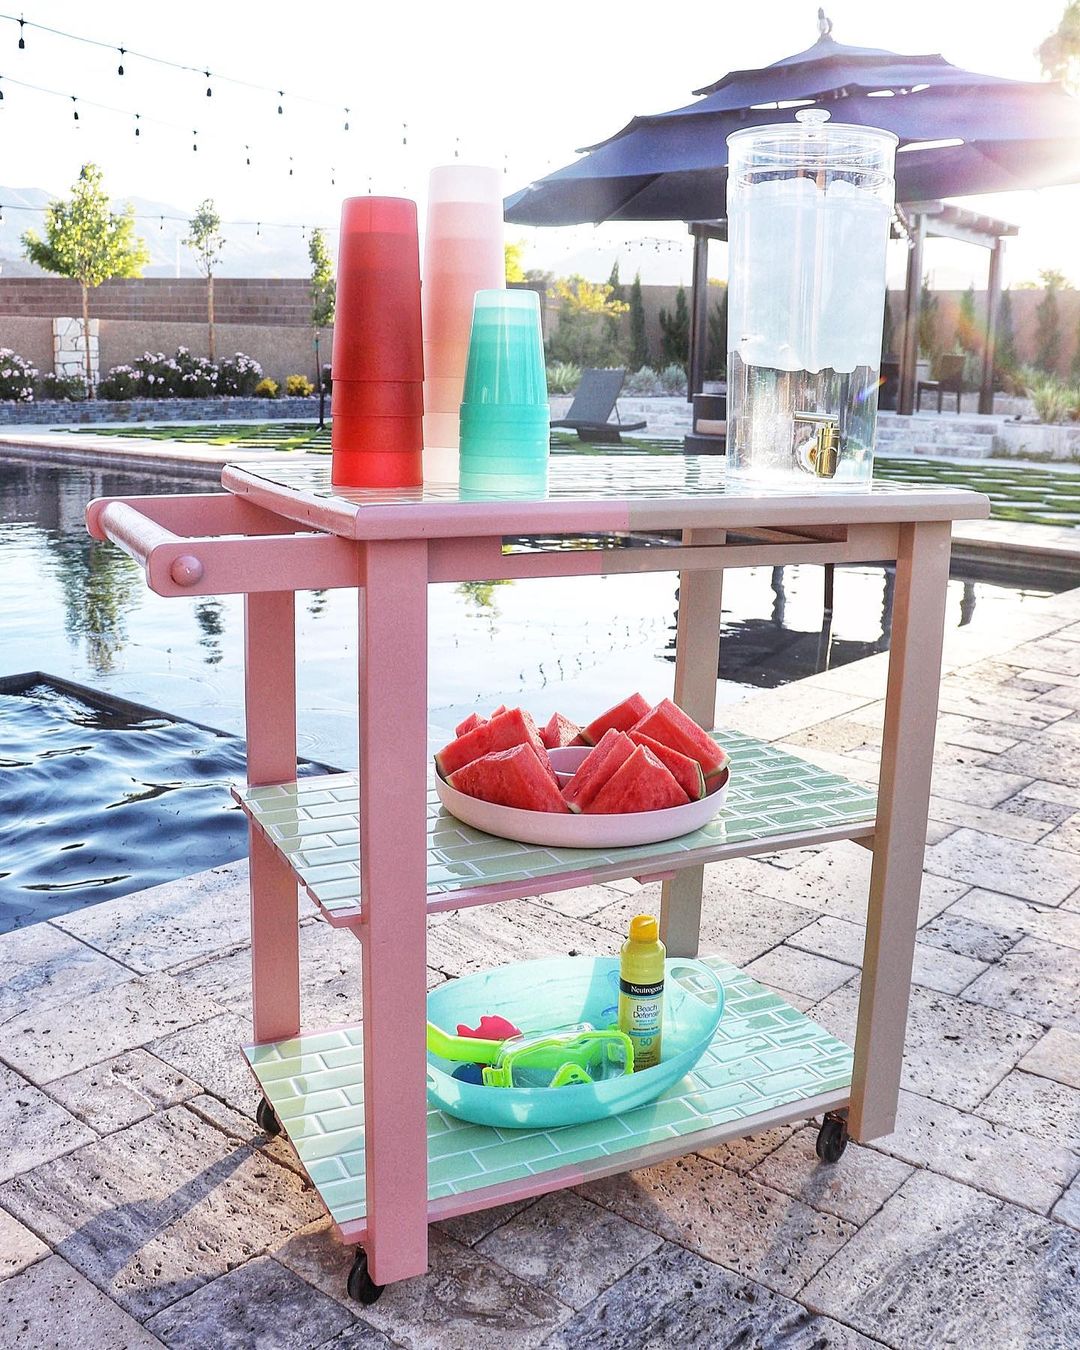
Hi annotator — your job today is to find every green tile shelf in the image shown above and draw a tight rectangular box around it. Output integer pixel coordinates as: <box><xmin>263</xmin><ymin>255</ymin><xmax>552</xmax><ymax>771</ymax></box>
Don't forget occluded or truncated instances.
<box><xmin>243</xmin><ymin>957</ymin><xmax>854</xmax><ymax>1235</ymax></box>
<box><xmin>234</xmin><ymin>730</ymin><xmax>876</xmax><ymax>924</ymax></box>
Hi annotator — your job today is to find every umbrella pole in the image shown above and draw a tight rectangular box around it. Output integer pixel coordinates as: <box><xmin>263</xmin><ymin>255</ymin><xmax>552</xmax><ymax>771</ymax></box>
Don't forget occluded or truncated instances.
<box><xmin>979</xmin><ymin>237</ymin><xmax>1005</xmax><ymax>416</ymax></box>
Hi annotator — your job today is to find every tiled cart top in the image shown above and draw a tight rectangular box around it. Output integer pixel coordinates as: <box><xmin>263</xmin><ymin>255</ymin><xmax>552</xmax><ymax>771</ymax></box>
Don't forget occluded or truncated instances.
<box><xmin>234</xmin><ymin>730</ymin><xmax>876</xmax><ymax>924</ymax></box>
<box><xmin>221</xmin><ymin>454</ymin><xmax>990</xmax><ymax>541</ymax></box>
<box><xmin>244</xmin><ymin>956</ymin><xmax>853</xmax><ymax>1232</ymax></box>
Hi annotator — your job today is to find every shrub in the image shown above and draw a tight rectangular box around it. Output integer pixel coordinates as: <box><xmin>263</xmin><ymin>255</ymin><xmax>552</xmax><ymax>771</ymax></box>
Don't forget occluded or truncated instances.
<box><xmin>1025</xmin><ymin>373</ymin><xmax>1072</xmax><ymax>424</ymax></box>
<box><xmin>97</xmin><ymin>365</ymin><xmax>140</xmax><ymax>400</ymax></box>
<box><xmin>658</xmin><ymin>363</ymin><xmax>688</xmax><ymax>395</ymax></box>
<box><xmin>0</xmin><ymin>349</ymin><xmax>38</xmax><ymax>401</ymax></box>
<box><xmin>216</xmin><ymin>352</ymin><xmax>263</xmax><ymax>396</ymax></box>
<box><xmin>173</xmin><ymin>346</ymin><xmax>218</xmax><ymax>397</ymax></box>
<box><xmin>255</xmin><ymin>377</ymin><xmax>279</xmax><ymax>398</ymax></box>
<box><xmin>37</xmin><ymin>372</ymin><xmax>87</xmax><ymax>401</ymax></box>
<box><xmin>546</xmin><ymin>362</ymin><xmax>582</xmax><ymax>395</ymax></box>
<box><xmin>133</xmin><ymin>350</ymin><xmax>182</xmax><ymax>396</ymax></box>
<box><xmin>624</xmin><ymin>366</ymin><xmax>664</xmax><ymax>396</ymax></box>
<box><xmin>284</xmin><ymin>374</ymin><xmax>315</xmax><ymax>397</ymax></box>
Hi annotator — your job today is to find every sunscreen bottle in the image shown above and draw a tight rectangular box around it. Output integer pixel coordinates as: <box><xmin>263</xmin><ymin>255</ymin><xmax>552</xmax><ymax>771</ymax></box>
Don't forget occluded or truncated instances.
<box><xmin>618</xmin><ymin>914</ymin><xmax>665</xmax><ymax>1070</ymax></box>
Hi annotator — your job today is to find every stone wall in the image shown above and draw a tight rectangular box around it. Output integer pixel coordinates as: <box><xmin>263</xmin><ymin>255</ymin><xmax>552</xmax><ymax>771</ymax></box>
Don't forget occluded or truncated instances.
<box><xmin>0</xmin><ymin>395</ymin><xmax>324</xmax><ymax>425</ymax></box>
<box><xmin>53</xmin><ymin>317</ymin><xmax>99</xmax><ymax>384</ymax></box>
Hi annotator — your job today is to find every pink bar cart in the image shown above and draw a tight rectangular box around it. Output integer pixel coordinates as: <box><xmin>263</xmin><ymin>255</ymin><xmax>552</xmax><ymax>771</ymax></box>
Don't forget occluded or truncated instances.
<box><xmin>87</xmin><ymin>452</ymin><xmax>988</xmax><ymax>1303</ymax></box>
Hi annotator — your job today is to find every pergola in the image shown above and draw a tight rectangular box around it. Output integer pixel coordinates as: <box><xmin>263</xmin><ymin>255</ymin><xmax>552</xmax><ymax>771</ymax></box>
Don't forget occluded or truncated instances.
<box><xmin>686</xmin><ymin>202</ymin><xmax>1018</xmax><ymax>417</ymax></box>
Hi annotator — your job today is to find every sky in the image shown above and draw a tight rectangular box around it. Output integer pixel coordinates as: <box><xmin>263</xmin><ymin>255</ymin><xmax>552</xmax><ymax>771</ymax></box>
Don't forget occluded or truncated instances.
<box><xmin>1</xmin><ymin>0</ymin><xmax>1078</xmax><ymax>288</ymax></box>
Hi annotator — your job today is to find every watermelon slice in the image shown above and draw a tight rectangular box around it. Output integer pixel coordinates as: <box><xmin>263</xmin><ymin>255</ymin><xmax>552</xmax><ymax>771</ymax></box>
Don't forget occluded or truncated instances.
<box><xmin>562</xmin><ymin>729</ymin><xmax>636</xmax><ymax>813</ymax></box>
<box><xmin>436</xmin><ymin>708</ymin><xmax>556</xmax><ymax>781</ymax></box>
<box><xmin>489</xmin><ymin>704</ymin><xmax>507</xmax><ymax>718</ymax></box>
<box><xmin>581</xmin><ymin>692</ymin><xmax>651</xmax><ymax>746</ymax></box>
<box><xmin>541</xmin><ymin>712</ymin><xmax>585</xmax><ymax>750</ymax></box>
<box><xmin>585</xmin><ymin>745</ymin><xmax>690</xmax><ymax>814</ymax></box>
<box><xmin>455</xmin><ymin>712</ymin><xmax>486</xmax><ymax>737</ymax></box>
<box><xmin>629</xmin><ymin>731</ymin><xmax>706</xmax><ymax>800</ymax></box>
<box><xmin>448</xmin><ymin>743</ymin><xmax>569</xmax><ymax>813</ymax></box>
<box><xmin>629</xmin><ymin>698</ymin><xmax>729</xmax><ymax>782</ymax></box>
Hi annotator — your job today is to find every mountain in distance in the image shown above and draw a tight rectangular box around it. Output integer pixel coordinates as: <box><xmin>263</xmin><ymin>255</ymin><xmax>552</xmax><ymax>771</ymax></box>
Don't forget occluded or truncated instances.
<box><xmin>0</xmin><ymin>185</ymin><xmax>312</xmax><ymax>278</ymax></box>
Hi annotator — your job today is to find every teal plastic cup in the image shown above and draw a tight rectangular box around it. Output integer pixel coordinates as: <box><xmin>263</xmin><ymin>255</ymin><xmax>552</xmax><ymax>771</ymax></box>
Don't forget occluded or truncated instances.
<box><xmin>460</xmin><ymin>289</ymin><xmax>547</xmax><ymax>407</ymax></box>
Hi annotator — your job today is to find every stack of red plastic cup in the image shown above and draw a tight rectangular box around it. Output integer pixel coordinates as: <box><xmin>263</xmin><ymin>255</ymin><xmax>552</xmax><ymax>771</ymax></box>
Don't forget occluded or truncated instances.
<box><xmin>331</xmin><ymin>196</ymin><xmax>424</xmax><ymax>489</ymax></box>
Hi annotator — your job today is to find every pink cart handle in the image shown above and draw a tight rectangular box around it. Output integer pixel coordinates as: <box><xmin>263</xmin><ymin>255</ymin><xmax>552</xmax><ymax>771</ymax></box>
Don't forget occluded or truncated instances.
<box><xmin>88</xmin><ymin>499</ymin><xmax>204</xmax><ymax>585</ymax></box>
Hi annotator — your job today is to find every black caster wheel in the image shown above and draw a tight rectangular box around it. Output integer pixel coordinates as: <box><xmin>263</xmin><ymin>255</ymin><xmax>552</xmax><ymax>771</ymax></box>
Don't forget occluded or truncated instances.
<box><xmin>815</xmin><ymin>1112</ymin><xmax>849</xmax><ymax>1164</ymax></box>
<box><xmin>346</xmin><ymin>1249</ymin><xmax>384</xmax><ymax>1305</ymax></box>
<box><xmin>256</xmin><ymin>1096</ymin><xmax>282</xmax><ymax>1138</ymax></box>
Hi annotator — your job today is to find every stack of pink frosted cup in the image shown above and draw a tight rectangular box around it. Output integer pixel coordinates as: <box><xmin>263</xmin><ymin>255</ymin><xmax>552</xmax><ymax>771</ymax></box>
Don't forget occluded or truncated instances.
<box><xmin>421</xmin><ymin>165</ymin><xmax>504</xmax><ymax>480</ymax></box>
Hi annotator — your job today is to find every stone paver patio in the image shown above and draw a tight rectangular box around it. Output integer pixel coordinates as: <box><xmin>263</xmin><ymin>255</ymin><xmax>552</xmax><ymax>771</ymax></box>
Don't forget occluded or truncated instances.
<box><xmin>2</xmin><ymin>584</ymin><xmax>1079</xmax><ymax>1348</ymax></box>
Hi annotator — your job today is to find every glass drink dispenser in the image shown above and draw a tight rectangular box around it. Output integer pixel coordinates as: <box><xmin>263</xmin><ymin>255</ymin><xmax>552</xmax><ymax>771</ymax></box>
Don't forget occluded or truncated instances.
<box><xmin>726</xmin><ymin>110</ymin><xmax>897</xmax><ymax>488</ymax></box>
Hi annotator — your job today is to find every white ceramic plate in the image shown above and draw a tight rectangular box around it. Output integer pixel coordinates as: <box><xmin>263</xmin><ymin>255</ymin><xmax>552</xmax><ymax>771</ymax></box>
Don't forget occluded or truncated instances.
<box><xmin>435</xmin><ymin>753</ymin><xmax>730</xmax><ymax>848</ymax></box>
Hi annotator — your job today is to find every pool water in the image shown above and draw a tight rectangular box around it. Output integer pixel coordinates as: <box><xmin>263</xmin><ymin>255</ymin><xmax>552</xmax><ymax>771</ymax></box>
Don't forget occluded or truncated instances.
<box><xmin>0</xmin><ymin>456</ymin><xmax>1065</xmax><ymax>925</ymax></box>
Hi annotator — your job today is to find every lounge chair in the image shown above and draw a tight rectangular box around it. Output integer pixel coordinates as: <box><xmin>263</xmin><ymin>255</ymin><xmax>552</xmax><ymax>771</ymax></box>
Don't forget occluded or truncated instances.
<box><xmin>917</xmin><ymin>352</ymin><xmax>965</xmax><ymax>413</ymax></box>
<box><xmin>550</xmin><ymin>368</ymin><xmax>646</xmax><ymax>442</ymax></box>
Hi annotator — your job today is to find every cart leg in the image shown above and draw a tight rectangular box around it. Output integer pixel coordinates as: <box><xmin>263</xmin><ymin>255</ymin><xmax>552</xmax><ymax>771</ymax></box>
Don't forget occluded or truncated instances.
<box><xmin>358</xmin><ymin>540</ymin><xmax>430</xmax><ymax>1286</ymax></box>
<box><xmin>244</xmin><ymin>591</ymin><xmax>300</xmax><ymax>1044</ymax></box>
<box><xmin>849</xmin><ymin>521</ymin><xmax>951</xmax><ymax>1142</ymax></box>
<box><xmin>660</xmin><ymin>531</ymin><xmax>724</xmax><ymax>958</ymax></box>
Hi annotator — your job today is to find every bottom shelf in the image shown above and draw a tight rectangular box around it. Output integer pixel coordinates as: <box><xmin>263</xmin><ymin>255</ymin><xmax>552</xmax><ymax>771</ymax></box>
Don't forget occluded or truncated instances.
<box><xmin>243</xmin><ymin>956</ymin><xmax>852</xmax><ymax>1241</ymax></box>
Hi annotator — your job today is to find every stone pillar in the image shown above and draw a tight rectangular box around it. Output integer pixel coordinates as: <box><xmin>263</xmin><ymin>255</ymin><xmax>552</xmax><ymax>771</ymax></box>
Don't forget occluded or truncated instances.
<box><xmin>53</xmin><ymin>316</ymin><xmax>99</xmax><ymax>385</ymax></box>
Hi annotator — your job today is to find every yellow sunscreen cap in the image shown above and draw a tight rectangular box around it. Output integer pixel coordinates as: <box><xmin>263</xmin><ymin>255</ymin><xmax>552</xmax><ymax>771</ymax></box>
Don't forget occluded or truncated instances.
<box><xmin>629</xmin><ymin>914</ymin><xmax>659</xmax><ymax>943</ymax></box>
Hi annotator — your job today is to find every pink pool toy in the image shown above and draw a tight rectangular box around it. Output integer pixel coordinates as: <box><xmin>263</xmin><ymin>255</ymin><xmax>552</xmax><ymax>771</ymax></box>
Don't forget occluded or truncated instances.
<box><xmin>456</xmin><ymin>1014</ymin><xmax>522</xmax><ymax>1041</ymax></box>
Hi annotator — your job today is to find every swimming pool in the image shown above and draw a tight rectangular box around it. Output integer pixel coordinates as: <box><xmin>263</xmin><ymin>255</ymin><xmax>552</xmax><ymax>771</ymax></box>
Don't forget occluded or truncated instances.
<box><xmin>0</xmin><ymin>455</ymin><xmax>1065</xmax><ymax>925</ymax></box>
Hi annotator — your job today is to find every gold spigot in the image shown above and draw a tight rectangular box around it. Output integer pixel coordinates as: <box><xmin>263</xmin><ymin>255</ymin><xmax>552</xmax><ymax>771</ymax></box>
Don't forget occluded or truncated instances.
<box><xmin>793</xmin><ymin>412</ymin><xmax>841</xmax><ymax>478</ymax></box>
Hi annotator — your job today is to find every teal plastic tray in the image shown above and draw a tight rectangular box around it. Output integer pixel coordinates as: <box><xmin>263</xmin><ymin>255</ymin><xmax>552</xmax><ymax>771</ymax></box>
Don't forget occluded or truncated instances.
<box><xmin>426</xmin><ymin>956</ymin><xmax>724</xmax><ymax>1128</ymax></box>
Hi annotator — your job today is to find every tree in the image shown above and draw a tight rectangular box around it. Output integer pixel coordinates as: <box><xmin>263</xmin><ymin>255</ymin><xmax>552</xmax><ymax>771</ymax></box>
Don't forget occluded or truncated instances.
<box><xmin>1037</xmin><ymin>2</ymin><xmax>1080</xmax><ymax>91</ymax></box>
<box><xmin>627</xmin><ymin>272</ymin><xmax>650</xmax><ymax>370</ymax></box>
<box><xmin>658</xmin><ymin>285</ymin><xmax>690</xmax><ymax>372</ymax></box>
<box><xmin>184</xmin><ymin>199</ymin><xmax>225</xmax><ymax>360</ymax></box>
<box><xmin>995</xmin><ymin>288</ymin><xmax>1018</xmax><ymax>380</ymax></box>
<box><xmin>604</xmin><ymin>260</ymin><xmax>625</xmax><ymax>360</ymax></box>
<box><xmin>706</xmin><ymin>287</ymin><xmax>728</xmax><ymax>379</ymax></box>
<box><xmin>956</xmin><ymin>283</ymin><xmax>981</xmax><ymax>358</ymax></box>
<box><xmin>22</xmin><ymin>163</ymin><xmax>148</xmax><ymax>396</ymax></box>
<box><xmin>504</xmin><ymin>240</ymin><xmax>526</xmax><ymax>284</ymax></box>
<box><xmin>917</xmin><ymin>274</ymin><xmax>940</xmax><ymax>360</ymax></box>
<box><xmin>309</xmin><ymin>227</ymin><xmax>336</xmax><ymax>429</ymax></box>
<box><xmin>1034</xmin><ymin>268</ymin><xmax>1070</xmax><ymax>374</ymax></box>
<box><xmin>546</xmin><ymin>275</ymin><xmax>628</xmax><ymax>367</ymax></box>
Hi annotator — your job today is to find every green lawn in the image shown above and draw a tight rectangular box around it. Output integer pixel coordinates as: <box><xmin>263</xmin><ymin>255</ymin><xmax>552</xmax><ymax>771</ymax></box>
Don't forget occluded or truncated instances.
<box><xmin>67</xmin><ymin>422</ymin><xmax>1080</xmax><ymax>529</ymax></box>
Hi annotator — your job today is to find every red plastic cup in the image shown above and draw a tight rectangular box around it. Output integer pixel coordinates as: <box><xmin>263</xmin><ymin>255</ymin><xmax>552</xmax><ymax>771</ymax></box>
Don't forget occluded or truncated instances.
<box><xmin>331</xmin><ymin>196</ymin><xmax>424</xmax><ymax>487</ymax></box>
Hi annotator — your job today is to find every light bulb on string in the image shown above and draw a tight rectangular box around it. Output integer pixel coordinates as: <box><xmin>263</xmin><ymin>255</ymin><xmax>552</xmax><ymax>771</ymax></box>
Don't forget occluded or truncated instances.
<box><xmin>71</xmin><ymin>96</ymin><xmax>78</xmax><ymax>121</ymax></box>
<box><xmin>117</xmin><ymin>48</ymin><xmax>125</xmax><ymax>76</ymax></box>
<box><xmin>244</xmin><ymin>145</ymin><xmax>251</xmax><ymax>166</ymax></box>
<box><xmin>134</xmin><ymin>113</ymin><xmax>140</xmax><ymax>137</ymax></box>
<box><xmin>192</xmin><ymin>129</ymin><xmax>198</xmax><ymax>152</ymax></box>
<box><xmin>159</xmin><ymin>216</ymin><xmax>164</xmax><ymax>231</ymax></box>
<box><xmin>17</xmin><ymin>18</ymin><xmax>25</xmax><ymax>50</ymax></box>
<box><xmin>343</xmin><ymin>107</ymin><xmax>349</xmax><ymax>131</ymax></box>
<box><xmin>255</xmin><ymin>222</ymin><xmax>261</xmax><ymax>236</ymax></box>
<box><xmin>402</xmin><ymin>122</ymin><xmax>407</xmax><ymax>145</ymax></box>
<box><xmin>453</xmin><ymin>136</ymin><xmax>460</xmax><ymax>159</ymax></box>
<box><xmin>0</xmin><ymin>206</ymin><xmax>5</xmax><ymax>223</ymax></box>
<box><xmin>205</xmin><ymin>71</ymin><xmax>212</xmax><ymax>97</ymax></box>
<box><xmin>288</xmin><ymin>155</ymin><xmax>294</xmax><ymax>177</ymax></box>
<box><xmin>330</xmin><ymin>166</ymin><xmax>336</xmax><ymax>186</ymax></box>
<box><xmin>277</xmin><ymin>90</ymin><xmax>284</xmax><ymax>114</ymax></box>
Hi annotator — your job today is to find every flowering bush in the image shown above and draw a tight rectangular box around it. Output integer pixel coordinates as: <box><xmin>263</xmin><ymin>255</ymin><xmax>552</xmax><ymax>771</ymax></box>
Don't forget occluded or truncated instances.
<box><xmin>37</xmin><ymin>372</ymin><xmax>88</xmax><ymax>401</ymax></box>
<box><xmin>0</xmin><ymin>349</ymin><xmax>38</xmax><ymax>401</ymax></box>
<box><xmin>97</xmin><ymin>365</ymin><xmax>141</xmax><ymax>400</ymax></box>
<box><xmin>217</xmin><ymin>352</ymin><xmax>263</xmax><ymax>396</ymax></box>
<box><xmin>133</xmin><ymin>351</ymin><xmax>183</xmax><ymax>396</ymax></box>
<box><xmin>173</xmin><ymin>347</ymin><xmax>218</xmax><ymax>398</ymax></box>
<box><xmin>255</xmin><ymin>377</ymin><xmax>279</xmax><ymax>398</ymax></box>
<box><xmin>284</xmin><ymin>374</ymin><xmax>315</xmax><ymax>397</ymax></box>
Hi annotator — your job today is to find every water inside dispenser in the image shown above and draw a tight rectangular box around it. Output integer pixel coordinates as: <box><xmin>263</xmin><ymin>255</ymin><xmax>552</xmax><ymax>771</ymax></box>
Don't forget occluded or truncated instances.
<box><xmin>726</xmin><ymin>111</ymin><xmax>897</xmax><ymax>489</ymax></box>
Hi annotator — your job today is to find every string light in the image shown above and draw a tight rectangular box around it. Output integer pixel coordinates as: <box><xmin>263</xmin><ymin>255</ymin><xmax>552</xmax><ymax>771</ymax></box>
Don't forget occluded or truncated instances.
<box><xmin>343</xmin><ymin>107</ymin><xmax>349</xmax><ymax>131</ymax></box>
<box><xmin>277</xmin><ymin>90</ymin><xmax>284</xmax><ymax>114</ymax></box>
<box><xmin>117</xmin><ymin>47</ymin><xmax>124</xmax><ymax>76</ymax></box>
<box><xmin>192</xmin><ymin>128</ymin><xmax>198</xmax><ymax>152</ymax></box>
<box><xmin>204</xmin><ymin>70</ymin><xmax>212</xmax><ymax>97</ymax></box>
<box><xmin>402</xmin><ymin>121</ymin><xmax>407</xmax><ymax>145</ymax></box>
<box><xmin>244</xmin><ymin>144</ymin><xmax>251</xmax><ymax>166</ymax></box>
<box><xmin>17</xmin><ymin>15</ymin><xmax>24</xmax><ymax>49</ymax></box>
<box><xmin>0</xmin><ymin>199</ymin><xmax>336</xmax><ymax>235</ymax></box>
<box><xmin>133</xmin><ymin>112</ymin><xmax>139</xmax><ymax>136</ymax></box>
<box><xmin>71</xmin><ymin>94</ymin><xmax>77</xmax><ymax>121</ymax></box>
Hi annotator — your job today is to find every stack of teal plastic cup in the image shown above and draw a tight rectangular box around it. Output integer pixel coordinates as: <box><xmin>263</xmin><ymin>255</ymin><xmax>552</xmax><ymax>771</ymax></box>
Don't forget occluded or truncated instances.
<box><xmin>459</xmin><ymin>289</ymin><xmax>549</xmax><ymax>494</ymax></box>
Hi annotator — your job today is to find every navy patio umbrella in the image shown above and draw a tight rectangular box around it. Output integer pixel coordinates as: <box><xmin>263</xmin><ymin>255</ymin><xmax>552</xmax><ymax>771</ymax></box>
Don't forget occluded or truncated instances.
<box><xmin>504</xmin><ymin>19</ymin><xmax>1080</xmax><ymax>414</ymax></box>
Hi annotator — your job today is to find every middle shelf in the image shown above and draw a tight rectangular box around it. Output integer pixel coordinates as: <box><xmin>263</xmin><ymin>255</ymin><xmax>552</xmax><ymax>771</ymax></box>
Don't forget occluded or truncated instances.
<box><xmin>234</xmin><ymin>729</ymin><xmax>876</xmax><ymax>927</ymax></box>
